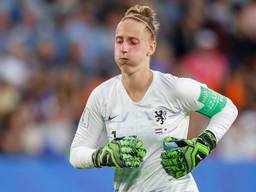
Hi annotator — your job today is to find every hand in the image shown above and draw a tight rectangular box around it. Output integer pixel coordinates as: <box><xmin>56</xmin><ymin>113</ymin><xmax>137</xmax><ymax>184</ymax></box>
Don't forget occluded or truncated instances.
<box><xmin>92</xmin><ymin>136</ymin><xmax>147</xmax><ymax>168</ymax></box>
<box><xmin>161</xmin><ymin>130</ymin><xmax>217</xmax><ymax>179</ymax></box>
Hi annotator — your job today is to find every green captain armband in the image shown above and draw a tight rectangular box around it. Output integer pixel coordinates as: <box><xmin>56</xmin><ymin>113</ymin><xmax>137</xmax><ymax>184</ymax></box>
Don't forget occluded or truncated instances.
<box><xmin>196</xmin><ymin>86</ymin><xmax>227</xmax><ymax>117</ymax></box>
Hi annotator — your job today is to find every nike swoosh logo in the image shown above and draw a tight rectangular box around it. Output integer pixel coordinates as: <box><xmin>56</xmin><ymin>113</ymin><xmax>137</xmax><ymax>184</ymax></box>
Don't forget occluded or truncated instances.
<box><xmin>105</xmin><ymin>112</ymin><xmax>129</xmax><ymax>123</ymax></box>
<box><xmin>108</xmin><ymin>115</ymin><xmax>119</xmax><ymax>121</ymax></box>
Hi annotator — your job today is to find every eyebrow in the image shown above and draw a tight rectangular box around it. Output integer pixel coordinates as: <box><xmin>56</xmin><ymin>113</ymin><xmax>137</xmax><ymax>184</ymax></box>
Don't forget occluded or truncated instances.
<box><xmin>115</xmin><ymin>36</ymin><xmax>122</xmax><ymax>39</ymax></box>
<box><xmin>115</xmin><ymin>35</ymin><xmax>139</xmax><ymax>40</ymax></box>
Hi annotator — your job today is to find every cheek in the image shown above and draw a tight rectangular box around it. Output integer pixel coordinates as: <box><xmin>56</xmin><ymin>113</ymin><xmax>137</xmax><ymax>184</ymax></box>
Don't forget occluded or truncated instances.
<box><xmin>114</xmin><ymin>44</ymin><xmax>120</xmax><ymax>56</ymax></box>
<box><xmin>114</xmin><ymin>43</ymin><xmax>118</xmax><ymax>52</ymax></box>
<box><xmin>132</xmin><ymin>46</ymin><xmax>147</xmax><ymax>58</ymax></box>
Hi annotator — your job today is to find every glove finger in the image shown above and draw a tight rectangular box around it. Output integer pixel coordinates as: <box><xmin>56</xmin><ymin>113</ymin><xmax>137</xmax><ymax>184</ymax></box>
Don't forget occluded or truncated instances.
<box><xmin>120</xmin><ymin>146</ymin><xmax>146</xmax><ymax>158</ymax></box>
<box><xmin>170</xmin><ymin>164</ymin><xmax>180</xmax><ymax>173</ymax></box>
<box><xmin>175</xmin><ymin>170</ymin><xmax>186</xmax><ymax>179</ymax></box>
<box><xmin>135</xmin><ymin>148</ymin><xmax>147</xmax><ymax>159</ymax></box>
<box><xmin>166</xmin><ymin>166</ymin><xmax>184</xmax><ymax>179</ymax></box>
<box><xmin>161</xmin><ymin>151</ymin><xmax>171</xmax><ymax>159</ymax></box>
<box><xmin>121</xmin><ymin>153</ymin><xmax>133</xmax><ymax>160</ymax></box>
<box><xmin>161</xmin><ymin>153</ymin><xmax>187</xmax><ymax>170</ymax></box>
<box><xmin>161</xmin><ymin>162</ymin><xmax>175</xmax><ymax>176</ymax></box>
<box><xmin>120</xmin><ymin>138</ymin><xmax>143</xmax><ymax>148</ymax></box>
<box><xmin>122</xmin><ymin>155</ymin><xmax>141</xmax><ymax>168</ymax></box>
<box><xmin>120</xmin><ymin>146</ymin><xmax>134</xmax><ymax>154</ymax></box>
<box><xmin>129</xmin><ymin>139</ymin><xmax>144</xmax><ymax>149</ymax></box>
<box><xmin>169</xmin><ymin>158</ymin><xmax>185</xmax><ymax>170</ymax></box>
<box><xmin>121</xmin><ymin>154</ymin><xmax>141</xmax><ymax>165</ymax></box>
<box><xmin>161</xmin><ymin>159</ymin><xmax>172</xmax><ymax>168</ymax></box>
<box><xmin>170</xmin><ymin>158</ymin><xmax>188</xmax><ymax>173</ymax></box>
<box><xmin>119</xmin><ymin>139</ymin><xmax>132</xmax><ymax>147</ymax></box>
<box><xmin>170</xmin><ymin>155</ymin><xmax>186</xmax><ymax>168</ymax></box>
<box><xmin>163</xmin><ymin>162</ymin><xmax>186</xmax><ymax>179</ymax></box>
<box><xmin>163</xmin><ymin>157</ymin><xmax>183</xmax><ymax>171</ymax></box>
<box><xmin>162</xmin><ymin>166</ymin><xmax>172</xmax><ymax>175</ymax></box>
<box><xmin>125</xmin><ymin>159</ymin><xmax>141</xmax><ymax>168</ymax></box>
<box><xmin>161</xmin><ymin>150</ymin><xmax>180</xmax><ymax>159</ymax></box>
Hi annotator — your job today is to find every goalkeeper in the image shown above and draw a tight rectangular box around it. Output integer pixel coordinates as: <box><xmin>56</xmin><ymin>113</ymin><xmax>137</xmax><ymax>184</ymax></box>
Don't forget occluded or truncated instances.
<box><xmin>69</xmin><ymin>4</ymin><xmax>238</xmax><ymax>192</ymax></box>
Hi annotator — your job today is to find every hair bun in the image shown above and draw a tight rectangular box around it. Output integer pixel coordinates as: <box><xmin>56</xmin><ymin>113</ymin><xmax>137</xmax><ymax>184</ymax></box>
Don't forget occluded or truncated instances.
<box><xmin>124</xmin><ymin>4</ymin><xmax>160</xmax><ymax>33</ymax></box>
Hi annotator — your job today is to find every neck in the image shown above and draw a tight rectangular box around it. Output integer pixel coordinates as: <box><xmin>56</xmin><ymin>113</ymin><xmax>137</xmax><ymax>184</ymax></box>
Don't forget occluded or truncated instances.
<box><xmin>122</xmin><ymin>68</ymin><xmax>153</xmax><ymax>101</ymax></box>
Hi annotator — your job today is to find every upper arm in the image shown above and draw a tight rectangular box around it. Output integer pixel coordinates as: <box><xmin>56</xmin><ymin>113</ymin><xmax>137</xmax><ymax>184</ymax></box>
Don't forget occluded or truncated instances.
<box><xmin>71</xmin><ymin>88</ymin><xmax>106</xmax><ymax>150</ymax></box>
<box><xmin>173</xmin><ymin>78</ymin><xmax>227</xmax><ymax>117</ymax></box>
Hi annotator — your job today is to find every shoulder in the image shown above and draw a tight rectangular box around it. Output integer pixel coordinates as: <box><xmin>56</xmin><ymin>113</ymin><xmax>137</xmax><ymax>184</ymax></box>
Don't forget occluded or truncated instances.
<box><xmin>154</xmin><ymin>71</ymin><xmax>206</xmax><ymax>98</ymax></box>
<box><xmin>173</xmin><ymin>77</ymin><xmax>206</xmax><ymax>99</ymax></box>
<box><xmin>153</xmin><ymin>70</ymin><xmax>178</xmax><ymax>89</ymax></box>
<box><xmin>90</xmin><ymin>74</ymin><xmax>121</xmax><ymax>99</ymax></box>
<box><xmin>85</xmin><ymin>75</ymin><xmax>121</xmax><ymax>112</ymax></box>
<box><xmin>153</xmin><ymin>70</ymin><xmax>202</xmax><ymax>89</ymax></box>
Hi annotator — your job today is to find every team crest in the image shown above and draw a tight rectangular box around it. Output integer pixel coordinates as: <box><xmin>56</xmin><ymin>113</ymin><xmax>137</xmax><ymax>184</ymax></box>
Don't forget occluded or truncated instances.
<box><xmin>153</xmin><ymin>107</ymin><xmax>167</xmax><ymax>125</ymax></box>
<box><xmin>152</xmin><ymin>107</ymin><xmax>181</xmax><ymax>135</ymax></box>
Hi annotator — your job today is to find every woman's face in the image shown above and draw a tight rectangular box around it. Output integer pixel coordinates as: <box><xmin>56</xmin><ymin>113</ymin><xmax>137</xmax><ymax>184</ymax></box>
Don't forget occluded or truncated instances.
<box><xmin>114</xmin><ymin>19</ymin><xmax>155</xmax><ymax>75</ymax></box>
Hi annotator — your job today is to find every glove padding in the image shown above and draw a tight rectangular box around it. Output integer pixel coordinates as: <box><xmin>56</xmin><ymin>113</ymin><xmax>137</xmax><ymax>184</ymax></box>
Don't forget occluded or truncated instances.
<box><xmin>92</xmin><ymin>136</ymin><xmax>146</xmax><ymax>168</ymax></box>
<box><xmin>161</xmin><ymin>130</ymin><xmax>217</xmax><ymax>179</ymax></box>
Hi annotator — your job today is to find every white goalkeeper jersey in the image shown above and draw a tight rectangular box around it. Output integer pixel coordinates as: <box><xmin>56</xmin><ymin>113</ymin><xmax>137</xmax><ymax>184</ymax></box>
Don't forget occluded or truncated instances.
<box><xmin>70</xmin><ymin>70</ymin><xmax>238</xmax><ymax>192</ymax></box>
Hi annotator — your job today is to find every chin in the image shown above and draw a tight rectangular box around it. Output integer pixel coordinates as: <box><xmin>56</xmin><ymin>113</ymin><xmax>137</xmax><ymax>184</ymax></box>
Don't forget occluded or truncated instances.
<box><xmin>120</xmin><ymin>65</ymin><xmax>141</xmax><ymax>76</ymax></box>
<box><xmin>116</xmin><ymin>63</ymin><xmax>130</xmax><ymax>73</ymax></box>
<box><xmin>120</xmin><ymin>65</ymin><xmax>134</xmax><ymax>75</ymax></box>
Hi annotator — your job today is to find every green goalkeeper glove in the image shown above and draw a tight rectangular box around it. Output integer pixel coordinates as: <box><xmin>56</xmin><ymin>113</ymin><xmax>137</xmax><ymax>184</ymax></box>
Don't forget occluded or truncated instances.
<box><xmin>92</xmin><ymin>136</ymin><xmax>147</xmax><ymax>168</ymax></box>
<box><xmin>161</xmin><ymin>130</ymin><xmax>217</xmax><ymax>179</ymax></box>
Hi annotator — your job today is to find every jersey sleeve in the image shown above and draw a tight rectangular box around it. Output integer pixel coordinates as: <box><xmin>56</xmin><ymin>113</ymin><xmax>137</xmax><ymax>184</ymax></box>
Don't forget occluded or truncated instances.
<box><xmin>70</xmin><ymin>88</ymin><xmax>107</xmax><ymax>169</ymax></box>
<box><xmin>173</xmin><ymin>78</ymin><xmax>227</xmax><ymax>117</ymax></box>
<box><xmin>173</xmin><ymin>78</ymin><xmax>206</xmax><ymax>112</ymax></box>
<box><xmin>173</xmin><ymin>77</ymin><xmax>238</xmax><ymax>141</ymax></box>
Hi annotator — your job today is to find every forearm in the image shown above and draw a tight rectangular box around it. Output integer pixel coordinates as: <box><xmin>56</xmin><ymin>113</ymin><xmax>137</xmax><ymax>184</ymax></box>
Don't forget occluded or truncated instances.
<box><xmin>70</xmin><ymin>146</ymin><xmax>95</xmax><ymax>169</ymax></box>
<box><xmin>69</xmin><ymin>128</ymin><xmax>106</xmax><ymax>169</ymax></box>
<box><xmin>205</xmin><ymin>98</ymin><xmax>238</xmax><ymax>142</ymax></box>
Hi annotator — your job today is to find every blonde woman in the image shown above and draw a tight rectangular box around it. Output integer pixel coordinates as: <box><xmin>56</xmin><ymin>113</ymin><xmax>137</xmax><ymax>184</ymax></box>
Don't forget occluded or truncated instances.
<box><xmin>70</xmin><ymin>5</ymin><xmax>238</xmax><ymax>192</ymax></box>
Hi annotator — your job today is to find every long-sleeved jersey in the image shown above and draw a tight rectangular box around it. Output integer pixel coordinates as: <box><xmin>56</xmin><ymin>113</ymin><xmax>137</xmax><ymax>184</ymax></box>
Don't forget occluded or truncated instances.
<box><xmin>70</xmin><ymin>70</ymin><xmax>238</xmax><ymax>192</ymax></box>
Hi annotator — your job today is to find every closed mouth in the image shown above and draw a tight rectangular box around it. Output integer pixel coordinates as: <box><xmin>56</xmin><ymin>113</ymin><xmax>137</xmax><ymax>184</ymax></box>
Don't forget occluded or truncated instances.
<box><xmin>119</xmin><ymin>58</ymin><xmax>130</xmax><ymax>64</ymax></box>
<box><xmin>120</xmin><ymin>58</ymin><xmax>129</xmax><ymax>61</ymax></box>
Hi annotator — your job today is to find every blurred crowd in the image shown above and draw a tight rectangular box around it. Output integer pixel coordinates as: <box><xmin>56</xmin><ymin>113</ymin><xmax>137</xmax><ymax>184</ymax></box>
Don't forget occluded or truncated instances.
<box><xmin>0</xmin><ymin>0</ymin><xmax>255</xmax><ymax>161</ymax></box>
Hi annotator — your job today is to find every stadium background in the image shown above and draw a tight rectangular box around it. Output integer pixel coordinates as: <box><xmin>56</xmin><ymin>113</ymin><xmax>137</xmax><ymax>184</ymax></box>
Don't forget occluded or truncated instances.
<box><xmin>0</xmin><ymin>0</ymin><xmax>255</xmax><ymax>191</ymax></box>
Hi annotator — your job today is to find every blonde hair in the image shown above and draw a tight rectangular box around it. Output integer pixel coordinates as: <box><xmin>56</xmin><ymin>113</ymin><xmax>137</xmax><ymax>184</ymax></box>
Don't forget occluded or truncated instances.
<box><xmin>123</xmin><ymin>5</ymin><xmax>160</xmax><ymax>40</ymax></box>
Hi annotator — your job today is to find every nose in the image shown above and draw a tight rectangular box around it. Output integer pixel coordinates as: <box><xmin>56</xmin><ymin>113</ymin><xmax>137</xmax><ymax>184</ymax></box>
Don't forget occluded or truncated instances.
<box><xmin>120</xmin><ymin>42</ymin><xmax>128</xmax><ymax>54</ymax></box>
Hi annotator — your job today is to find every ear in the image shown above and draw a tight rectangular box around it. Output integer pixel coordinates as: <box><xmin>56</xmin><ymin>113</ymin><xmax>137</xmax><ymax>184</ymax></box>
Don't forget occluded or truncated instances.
<box><xmin>147</xmin><ymin>40</ymin><xmax>157</xmax><ymax>56</ymax></box>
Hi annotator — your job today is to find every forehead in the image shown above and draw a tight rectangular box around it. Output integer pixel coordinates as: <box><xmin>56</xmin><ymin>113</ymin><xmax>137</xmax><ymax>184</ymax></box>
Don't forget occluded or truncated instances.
<box><xmin>115</xmin><ymin>19</ymin><xmax>147</xmax><ymax>38</ymax></box>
